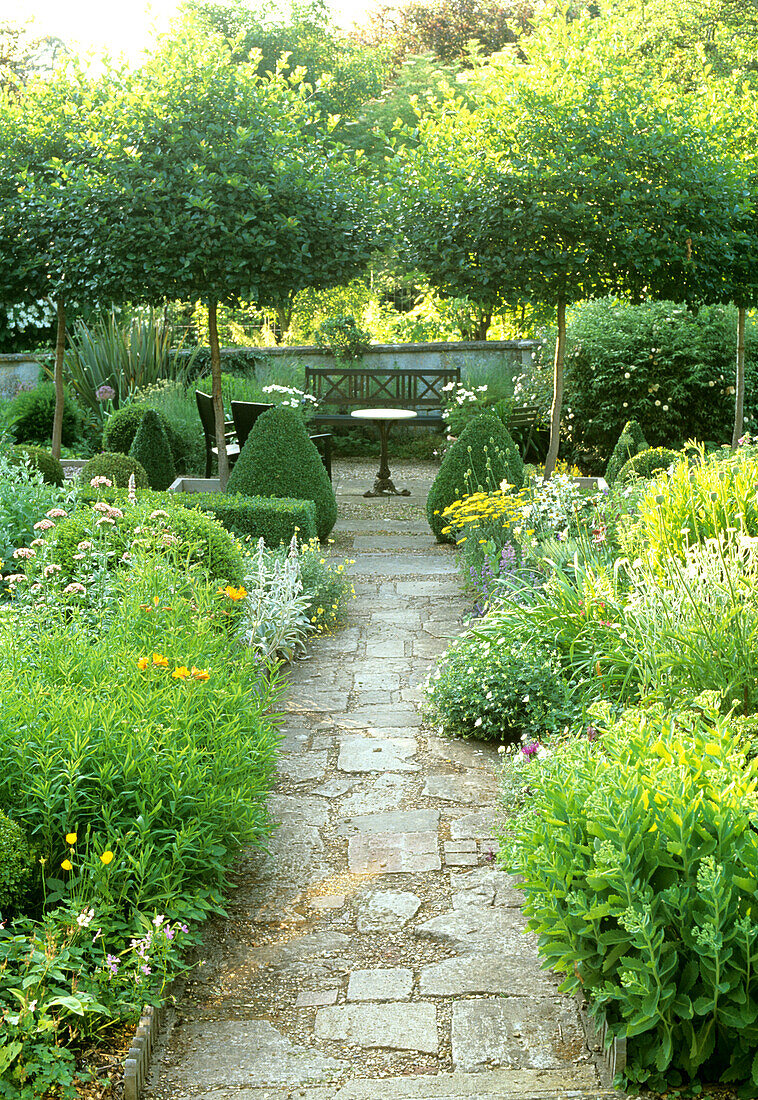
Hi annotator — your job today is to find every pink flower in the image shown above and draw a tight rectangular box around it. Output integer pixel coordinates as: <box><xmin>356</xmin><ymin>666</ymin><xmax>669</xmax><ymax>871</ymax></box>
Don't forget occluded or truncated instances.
<box><xmin>46</xmin><ymin>508</ymin><xmax>67</xmax><ymax>519</ymax></box>
<box><xmin>5</xmin><ymin>574</ymin><xmax>26</xmax><ymax>586</ymax></box>
<box><xmin>43</xmin><ymin>564</ymin><xmax>62</xmax><ymax>577</ymax></box>
<box><xmin>30</xmin><ymin>539</ymin><xmax>45</xmax><ymax>548</ymax></box>
<box><xmin>107</xmin><ymin>508</ymin><xmax>123</xmax><ymax>519</ymax></box>
<box><xmin>77</xmin><ymin>541</ymin><xmax>93</xmax><ymax>552</ymax></box>
<box><xmin>93</xmin><ymin>502</ymin><xmax>111</xmax><ymax>514</ymax></box>
<box><xmin>33</xmin><ymin>519</ymin><xmax>54</xmax><ymax>531</ymax></box>
<box><xmin>96</xmin><ymin>516</ymin><xmax>115</xmax><ymax>526</ymax></box>
<box><xmin>90</xmin><ymin>476</ymin><xmax>112</xmax><ymax>489</ymax></box>
<box><xmin>95</xmin><ymin>384</ymin><xmax>116</xmax><ymax>402</ymax></box>
<box><xmin>63</xmin><ymin>582</ymin><xmax>86</xmax><ymax>596</ymax></box>
<box><xmin>521</xmin><ymin>741</ymin><xmax>541</xmax><ymax>758</ymax></box>
<box><xmin>13</xmin><ymin>547</ymin><xmax>35</xmax><ymax>560</ymax></box>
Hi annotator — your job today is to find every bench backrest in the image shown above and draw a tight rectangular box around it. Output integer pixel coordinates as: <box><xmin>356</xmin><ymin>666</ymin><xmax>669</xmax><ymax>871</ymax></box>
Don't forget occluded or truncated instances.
<box><xmin>305</xmin><ymin>366</ymin><xmax>460</xmax><ymax>408</ymax></box>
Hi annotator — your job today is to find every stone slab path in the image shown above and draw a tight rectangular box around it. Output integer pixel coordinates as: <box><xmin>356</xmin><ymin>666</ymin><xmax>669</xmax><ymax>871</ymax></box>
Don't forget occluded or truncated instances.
<box><xmin>145</xmin><ymin>460</ymin><xmax>620</xmax><ymax>1100</ymax></box>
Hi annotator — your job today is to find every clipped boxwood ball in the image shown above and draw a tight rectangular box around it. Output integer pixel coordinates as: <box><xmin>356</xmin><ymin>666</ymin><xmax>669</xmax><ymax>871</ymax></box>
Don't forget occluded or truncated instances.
<box><xmin>616</xmin><ymin>446</ymin><xmax>681</xmax><ymax>486</ymax></box>
<box><xmin>427</xmin><ymin>410</ymin><xmax>524</xmax><ymax>542</ymax></box>
<box><xmin>10</xmin><ymin>445</ymin><xmax>65</xmax><ymax>487</ymax></box>
<box><xmin>605</xmin><ymin>419</ymin><xmax>649</xmax><ymax>486</ymax></box>
<box><xmin>103</xmin><ymin>405</ymin><xmax>188</xmax><ymax>473</ymax></box>
<box><xmin>228</xmin><ymin>406</ymin><xmax>337</xmax><ymax>540</ymax></box>
<box><xmin>129</xmin><ymin>409</ymin><xmax>176</xmax><ymax>491</ymax></box>
<box><xmin>80</xmin><ymin>452</ymin><xmax>150</xmax><ymax>489</ymax></box>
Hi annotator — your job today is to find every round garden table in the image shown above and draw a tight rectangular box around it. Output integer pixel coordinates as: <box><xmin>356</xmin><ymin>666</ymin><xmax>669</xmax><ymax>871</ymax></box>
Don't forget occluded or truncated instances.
<box><xmin>350</xmin><ymin>408</ymin><xmax>418</xmax><ymax>497</ymax></box>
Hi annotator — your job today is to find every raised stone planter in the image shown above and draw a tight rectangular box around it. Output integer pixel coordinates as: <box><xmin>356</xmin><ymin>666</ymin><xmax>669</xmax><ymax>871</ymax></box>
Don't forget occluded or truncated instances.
<box><xmin>167</xmin><ymin>477</ymin><xmax>222</xmax><ymax>493</ymax></box>
<box><xmin>123</xmin><ymin>1003</ymin><xmax>163</xmax><ymax>1100</ymax></box>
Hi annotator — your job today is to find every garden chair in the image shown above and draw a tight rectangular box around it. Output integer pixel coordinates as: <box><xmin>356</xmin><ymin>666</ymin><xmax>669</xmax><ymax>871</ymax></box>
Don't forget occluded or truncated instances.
<box><xmin>195</xmin><ymin>389</ymin><xmax>241</xmax><ymax>478</ymax></box>
<box><xmin>231</xmin><ymin>400</ymin><xmax>333</xmax><ymax>481</ymax></box>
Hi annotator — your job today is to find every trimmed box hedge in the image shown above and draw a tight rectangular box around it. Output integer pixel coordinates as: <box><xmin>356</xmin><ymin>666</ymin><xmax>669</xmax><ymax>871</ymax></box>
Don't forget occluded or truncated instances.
<box><xmin>184</xmin><ymin>494</ymin><xmax>317</xmax><ymax>546</ymax></box>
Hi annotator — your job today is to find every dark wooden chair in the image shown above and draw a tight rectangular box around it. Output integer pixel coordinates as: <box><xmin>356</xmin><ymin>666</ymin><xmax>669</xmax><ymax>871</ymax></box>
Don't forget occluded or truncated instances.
<box><xmin>195</xmin><ymin>390</ymin><xmax>240</xmax><ymax>479</ymax></box>
<box><xmin>231</xmin><ymin>399</ymin><xmax>333</xmax><ymax>482</ymax></box>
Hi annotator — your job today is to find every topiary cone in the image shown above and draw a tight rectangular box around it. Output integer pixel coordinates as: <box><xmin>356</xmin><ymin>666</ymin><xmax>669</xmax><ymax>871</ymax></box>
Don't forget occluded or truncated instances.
<box><xmin>129</xmin><ymin>409</ymin><xmax>176</xmax><ymax>491</ymax></box>
<box><xmin>227</xmin><ymin>406</ymin><xmax>337</xmax><ymax>540</ymax></box>
<box><xmin>427</xmin><ymin>410</ymin><xmax>524</xmax><ymax>542</ymax></box>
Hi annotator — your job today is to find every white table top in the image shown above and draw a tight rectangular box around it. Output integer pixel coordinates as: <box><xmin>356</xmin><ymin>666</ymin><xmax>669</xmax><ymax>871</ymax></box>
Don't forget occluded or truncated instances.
<box><xmin>350</xmin><ymin>408</ymin><xmax>418</xmax><ymax>422</ymax></box>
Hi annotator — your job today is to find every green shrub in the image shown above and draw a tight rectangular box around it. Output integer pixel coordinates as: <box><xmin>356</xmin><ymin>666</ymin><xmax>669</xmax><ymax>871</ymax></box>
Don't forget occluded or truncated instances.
<box><xmin>0</xmin><ymin>810</ymin><xmax>33</xmax><ymax>913</ymax></box>
<box><xmin>9</xmin><ymin>445</ymin><xmax>64</xmax><ymax>487</ymax></box>
<box><xmin>427</xmin><ymin>410</ymin><xmax>524</xmax><ymax>542</ymax></box>
<box><xmin>50</xmin><ymin>498</ymin><xmax>244</xmax><ymax>586</ymax></box>
<box><xmin>228</xmin><ymin>407</ymin><xmax>337</xmax><ymax>540</ymax></box>
<box><xmin>425</xmin><ymin>619</ymin><xmax>573</xmax><ymax>745</ymax></box>
<box><xmin>134</xmin><ymin>381</ymin><xmax>205</xmax><ymax>476</ymax></box>
<box><xmin>616</xmin><ymin>446</ymin><xmax>680</xmax><ymax>486</ymax></box>
<box><xmin>103</xmin><ymin>403</ymin><xmax>190</xmax><ymax>474</ymax></box>
<box><xmin>605</xmin><ymin>419</ymin><xmax>649</xmax><ymax>485</ymax></box>
<box><xmin>8</xmin><ymin>381</ymin><xmax>81</xmax><ymax>448</ymax></box>
<box><xmin>187</xmin><ymin>493</ymin><xmax>317</xmax><ymax>546</ymax></box>
<box><xmin>129</xmin><ymin>409</ymin><xmax>176</xmax><ymax>491</ymax></box>
<box><xmin>315</xmin><ymin>315</ymin><xmax>372</xmax><ymax>361</ymax></box>
<box><xmin>506</xmin><ymin>701</ymin><xmax>758</xmax><ymax>1090</ymax></box>
<box><xmin>80</xmin><ymin>452</ymin><xmax>150</xmax><ymax>489</ymax></box>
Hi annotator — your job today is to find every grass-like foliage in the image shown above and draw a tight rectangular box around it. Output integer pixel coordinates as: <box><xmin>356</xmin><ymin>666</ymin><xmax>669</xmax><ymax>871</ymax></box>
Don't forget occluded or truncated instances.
<box><xmin>228</xmin><ymin>406</ymin><xmax>337</xmax><ymax>540</ymax></box>
<box><xmin>427</xmin><ymin>410</ymin><xmax>524</xmax><ymax>542</ymax></box>
<box><xmin>0</xmin><ymin>810</ymin><xmax>33</xmax><ymax>914</ymax></box>
<box><xmin>129</xmin><ymin>409</ymin><xmax>176</xmax><ymax>491</ymax></box>
<box><xmin>505</xmin><ymin>700</ymin><xmax>758</xmax><ymax>1090</ymax></box>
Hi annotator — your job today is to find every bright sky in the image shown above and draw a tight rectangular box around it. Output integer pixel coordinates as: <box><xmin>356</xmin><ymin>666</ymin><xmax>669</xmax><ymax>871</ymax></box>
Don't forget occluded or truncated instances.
<box><xmin>3</xmin><ymin>0</ymin><xmax>371</xmax><ymax>64</ymax></box>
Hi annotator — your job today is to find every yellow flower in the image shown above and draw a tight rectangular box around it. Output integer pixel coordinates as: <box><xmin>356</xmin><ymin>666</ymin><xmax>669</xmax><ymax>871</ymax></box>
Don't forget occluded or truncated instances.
<box><xmin>172</xmin><ymin>665</ymin><xmax>191</xmax><ymax>680</ymax></box>
<box><xmin>61</xmin><ymin>859</ymin><xmax>73</xmax><ymax>871</ymax></box>
<box><xmin>65</xmin><ymin>832</ymin><xmax>77</xmax><ymax>845</ymax></box>
<box><xmin>152</xmin><ymin>652</ymin><xmax>169</xmax><ymax>668</ymax></box>
<box><xmin>222</xmin><ymin>585</ymin><xmax>247</xmax><ymax>601</ymax></box>
<box><xmin>137</xmin><ymin>657</ymin><xmax>149</xmax><ymax>671</ymax></box>
<box><xmin>100</xmin><ymin>851</ymin><xmax>114</xmax><ymax>865</ymax></box>
<box><xmin>191</xmin><ymin>666</ymin><xmax>210</xmax><ymax>682</ymax></box>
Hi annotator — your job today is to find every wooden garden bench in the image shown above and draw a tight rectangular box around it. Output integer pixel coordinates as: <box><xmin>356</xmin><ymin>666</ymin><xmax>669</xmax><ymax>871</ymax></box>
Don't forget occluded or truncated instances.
<box><xmin>304</xmin><ymin>366</ymin><xmax>461</xmax><ymax>430</ymax></box>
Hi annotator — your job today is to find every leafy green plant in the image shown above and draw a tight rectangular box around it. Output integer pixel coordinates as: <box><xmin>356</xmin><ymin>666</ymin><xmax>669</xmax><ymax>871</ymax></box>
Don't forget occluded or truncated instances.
<box><xmin>427</xmin><ymin>410</ymin><xmax>524</xmax><ymax>542</ymax></box>
<box><xmin>188</xmin><ymin>493</ymin><xmax>317</xmax><ymax>546</ymax></box>
<box><xmin>425</xmin><ymin>619</ymin><xmax>574</xmax><ymax>745</ymax></box>
<box><xmin>128</xmin><ymin>409</ymin><xmax>176</xmax><ymax>491</ymax></box>
<box><xmin>79</xmin><ymin>452</ymin><xmax>149</xmax><ymax>490</ymax></box>
<box><xmin>9</xmin><ymin>446</ymin><xmax>64</xmax><ymax>487</ymax></box>
<box><xmin>314</xmin><ymin>314</ymin><xmax>372</xmax><ymax>362</ymax></box>
<box><xmin>132</xmin><ymin>381</ymin><xmax>205</xmax><ymax>476</ymax></box>
<box><xmin>0</xmin><ymin>452</ymin><xmax>71</xmax><ymax>566</ymax></box>
<box><xmin>7</xmin><ymin>382</ymin><xmax>81</xmax><ymax>449</ymax></box>
<box><xmin>102</xmin><ymin>403</ymin><xmax>188</xmax><ymax>471</ymax></box>
<box><xmin>617</xmin><ymin>446</ymin><xmax>680</xmax><ymax>486</ymax></box>
<box><xmin>505</xmin><ymin>701</ymin><xmax>758</xmax><ymax>1090</ymax></box>
<box><xmin>296</xmin><ymin>537</ymin><xmax>355</xmax><ymax>632</ymax></box>
<box><xmin>605</xmin><ymin>419</ymin><xmax>649</xmax><ymax>485</ymax></box>
<box><xmin>228</xmin><ymin>406</ymin><xmax>337</xmax><ymax>540</ymax></box>
<box><xmin>0</xmin><ymin>810</ymin><xmax>33</xmax><ymax>914</ymax></box>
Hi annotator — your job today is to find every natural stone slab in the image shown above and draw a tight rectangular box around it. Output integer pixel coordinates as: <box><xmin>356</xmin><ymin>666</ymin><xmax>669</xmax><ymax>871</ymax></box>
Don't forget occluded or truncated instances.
<box><xmin>268</xmin><ymin>795</ymin><xmax>329</xmax><ymax>829</ymax></box>
<box><xmin>296</xmin><ymin>988</ymin><xmax>339</xmax><ymax>1007</ymax></box>
<box><xmin>166</xmin><ymin>1019</ymin><xmax>344</xmax><ymax>1088</ymax></box>
<box><xmin>423</xmin><ymin>773</ymin><xmax>499</xmax><ymax>804</ymax></box>
<box><xmin>249</xmin><ymin>932</ymin><xmax>351</xmax><ymax>969</ymax></box>
<box><xmin>341</xmin><ymin>774</ymin><xmax>408</xmax><ymax>815</ymax></box>
<box><xmin>310</xmin><ymin>894</ymin><xmax>346</xmax><ymax>911</ymax></box>
<box><xmin>451</xmin><ymin>868</ymin><xmax>524</xmax><ymax>909</ymax></box>
<box><xmin>338</xmin><ymin>809</ymin><xmax>439</xmax><ymax>837</ymax></box>
<box><xmin>449</xmin><ymin>811</ymin><xmax>500</xmax><ymax>841</ymax></box>
<box><xmin>353</xmin><ymin>536</ymin><xmax>435</xmax><ymax>550</ymax></box>
<box><xmin>446</xmin><ymin>840</ymin><xmax>477</xmax><ymax>853</ymax></box>
<box><xmin>419</xmin><ymin>953</ymin><xmax>555</xmax><ymax>997</ymax></box>
<box><xmin>414</xmin><ymin>906</ymin><xmax>526</xmax><ymax>951</ymax></box>
<box><xmin>315</xmin><ymin>1003</ymin><xmax>438</xmax><ymax>1053</ymax></box>
<box><xmin>351</xmin><ymin>669</ymin><xmax>402</xmax><ymax>692</ymax></box>
<box><xmin>352</xmin><ymin>554</ymin><xmax>456</xmax><ymax>576</ymax></box>
<box><xmin>252</xmin><ymin>825</ymin><xmax>326</xmax><ymax>884</ymax></box>
<box><xmin>428</xmin><ymin>739</ymin><xmax>502</xmax><ymax>771</ymax></box>
<box><xmin>312</xmin><ymin>779</ymin><xmax>355</xmax><ymax>799</ymax></box>
<box><xmin>396</xmin><ymin>580</ymin><xmax>452</xmax><ymax>596</ymax></box>
<box><xmin>355</xmin><ymin>889</ymin><xmax>422</xmax><ymax>932</ymax></box>
<box><xmin>445</xmin><ymin>851</ymin><xmax>478</xmax><ymax>867</ymax></box>
<box><xmin>349</xmin><ymin>831</ymin><xmax>440</xmax><ymax>874</ymax></box>
<box><xmin>329</xmin><ymin>1066</ymin><xmax>604</xmax><ymax>1098</ymax></box>
<box><xmin>286</xmin><ymin>690</ymin><xmax>350</xmax><ymax>713</ymax></box>
<box><xmin>277</xmin><ymin>752</ymin><xmax>328</xmax><ymax>782</ymax></box>
<box><xmin>363</xmin><ymin>640</ymin><xmax>407</xmax><ymax>658</ymax></box>
<box><xmin>314</xmin><ymin>628</ymin><xmax>362</xmax><ymax>653</ymax></box>
<box><xmin>452</xmin><ymin>997</ymin><xmax>586</xmax><ymax>1072</ymax></box>
<box><xmin>347</xmin><ymin>967</ymin><xmax>413</xmax><ymax>1002</ymax></box>
<box><xmin>338</xmin><ymin>736</ymin><xmax>419</xmax><ymax>773</ymax></box>
<box><xmin>340</xmin><ymin>705</ymin><xmax>422</xmax><ymax>727</ymax></box>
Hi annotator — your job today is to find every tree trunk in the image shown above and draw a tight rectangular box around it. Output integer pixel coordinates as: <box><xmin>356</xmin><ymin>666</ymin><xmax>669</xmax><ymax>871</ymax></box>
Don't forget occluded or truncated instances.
<box><xmin>274</xmin><ymin>303</ymin><xmax>294</xmax><ymax>345</ymax></box>
<box><xmin>208</xmin><ymin>299</ymin><xmax>229</xmax><ymax>489</ymax></box>
<box><xmin>732</xmin><ymin>304</ymin><xmax>746</xmax><ymax>448</ymax></box>
<box><xmin>544</xmin><ymin>299</ymin><xmax>565</xmax><ymax>480</ymax></box>
<box><xmin>51</xmin><ymin>298</ymin><xmax>66</xmax><ymax>461</ymax></box>
<box><xmin>473</xmin><ymin>310</ymin><xmax>492</xmax><ymax>341</ymax></box>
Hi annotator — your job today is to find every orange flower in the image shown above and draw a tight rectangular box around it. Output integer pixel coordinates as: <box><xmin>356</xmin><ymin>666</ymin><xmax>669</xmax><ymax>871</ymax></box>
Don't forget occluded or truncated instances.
<box><xmin>222</xmin><ymin>585</ymin><xmax>247</xmax><ymax>601</ymax></box>
<box><xmin>191</xmin><ymin>667</ymin><xmax>210</xmax><ymax>682</ymax></box>
<box><xmin>137</xmin><ymin>657</ymin><xmax>149</xmax><ymax>671</ymax></box>
<box><xmin>171</xmin><ymin>665</ymin><xmax>191</xmax><ymax>680</ymax></box>
<box><xmin>152</xmin><ymin>653</ymin><xmax>169</xmax><ymax>668</ymax></box>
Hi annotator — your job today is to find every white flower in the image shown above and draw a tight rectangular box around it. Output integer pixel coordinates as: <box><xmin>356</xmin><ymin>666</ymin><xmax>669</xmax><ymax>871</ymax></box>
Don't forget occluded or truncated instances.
<box><xmin>474</xmin><ymin>717</ymin><xmax>483</xmax><ymax>727</ymax></box>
